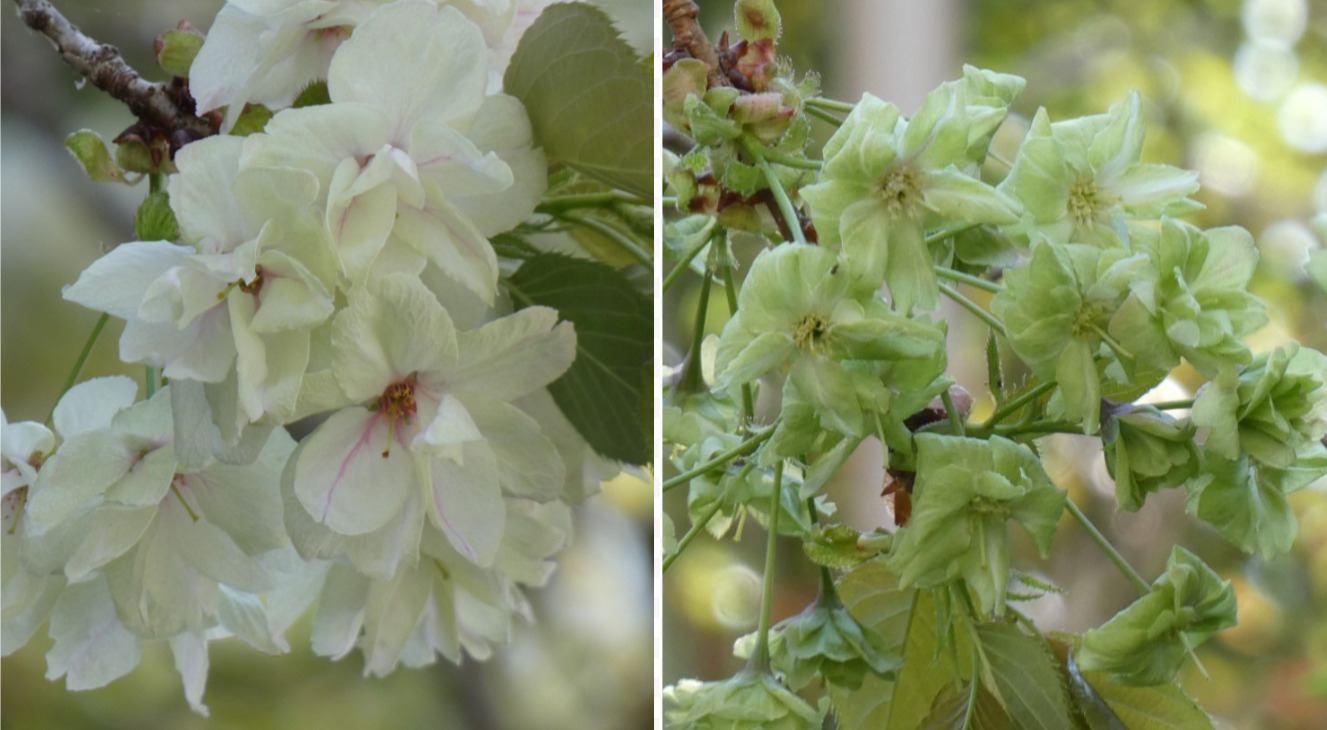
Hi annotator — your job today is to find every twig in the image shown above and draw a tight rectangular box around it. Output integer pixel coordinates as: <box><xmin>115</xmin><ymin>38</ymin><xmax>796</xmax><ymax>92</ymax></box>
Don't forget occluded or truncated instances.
<box><xmin>663</xmin><ymin>0</ymin><xmax>729</xmax><ymax>88</ymax></box>
<box><xmin>13</xmin><ymin>0</ymin><xmax>214</xmax><ymax>140</ymax></box>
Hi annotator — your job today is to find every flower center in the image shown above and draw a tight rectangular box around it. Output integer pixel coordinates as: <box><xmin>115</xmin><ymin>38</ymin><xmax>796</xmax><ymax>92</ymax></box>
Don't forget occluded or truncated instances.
<box><xmin>792</xmin><ymin>313</ymin><xmax>830</xmax><ymax>352</ymax></box>
<box><xmin>217</xmin><ymin>265</ymin><xmax>265</xmax><ymax>300</ymax></box>
<box><xmin>378</xmin><ymin>377</ymin><xmax>418</xmax><ymax>458</ymax></box>
<box><xmin>969</xmin><ymin>495</ymin><xmax>1011</xmax><ymax>518</ymax></box>
<box><xmin>877</xmin><ymin>166</ymin><xmax>924</xmax><ymax>217</ymax></box>
<box><xmin>1068</xmin><ymin>176</ymin><xmax>1111</xmax><ymax>228</ymax></box>
<box><xmin>1071</xmin><ymin>303</ymin><xmax>1107</xmax><ymax>339</ymax></box>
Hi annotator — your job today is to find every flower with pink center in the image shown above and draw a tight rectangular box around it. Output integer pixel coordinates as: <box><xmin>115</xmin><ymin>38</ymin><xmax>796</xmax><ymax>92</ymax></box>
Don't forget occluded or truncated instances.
<box><xmin>286</xmin><ymin>274</ymin><xmax>575</xmax><ymax>573</ymax></box>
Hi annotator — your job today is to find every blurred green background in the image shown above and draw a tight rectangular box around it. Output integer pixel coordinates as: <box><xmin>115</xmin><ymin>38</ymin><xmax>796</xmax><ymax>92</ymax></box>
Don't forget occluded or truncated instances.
<box><xmin>663</xmin><ymin>2</ymin><xmax>1327</xmax><ymax>729</ymax></box>
<box><xmin>1</xmin><ymin>2</ymin><xmax>653</xmax><ymax>728</ymax></box>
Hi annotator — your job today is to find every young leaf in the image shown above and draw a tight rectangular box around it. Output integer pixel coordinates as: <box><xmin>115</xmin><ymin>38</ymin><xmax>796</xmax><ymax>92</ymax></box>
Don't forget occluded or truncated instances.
<box><xmin>976</xmin><ymin>623</ymin><xmax>1075</xmax><ymax>730</ymax></box>
<box><xmin>1080</xmin><ymin>670</ymin><xmax>1215</xmax><ymax>730</ymax></box>
<box><xmin>65</xmin><ymin>130</ymin><xmax>130</xmax><ymax>183</ymax></box>
<box><xmin>921</xmin><ymin>680</ymin><xmax>1015</xmax><ymax>729</ymax></box>
<box><xmin>506</xmin><ymin>253</ymin><xmax>651</xmax><ymax>464</ymax></box>
<box><xmin>504</xmin><ymin>4</ymin><xmax>651</xmax><ymax>197</ymax></box>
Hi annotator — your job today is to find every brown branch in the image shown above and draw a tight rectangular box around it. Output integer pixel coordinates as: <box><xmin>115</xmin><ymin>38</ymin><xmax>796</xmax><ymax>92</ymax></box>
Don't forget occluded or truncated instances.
<box><xmin>12</xmin><ymin>0</ymin><xmax>214</xmax><ymax>140</ymax></box>
<box><xmin>663</xmin><ymin>0</ymin><xmax>729</xmax><ymax>88</ymax></box>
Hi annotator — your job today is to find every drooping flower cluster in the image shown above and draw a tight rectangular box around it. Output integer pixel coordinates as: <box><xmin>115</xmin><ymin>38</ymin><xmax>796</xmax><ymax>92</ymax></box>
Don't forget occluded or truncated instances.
<box><xmin>662</xmin><ymin>1</ymin><xmax>1326</xmax><ymax>726</ymax></box>
<box><xmin>5</xmin><ymin>0</ymin><xmax>627</xmax><ymax>713</ymax></box>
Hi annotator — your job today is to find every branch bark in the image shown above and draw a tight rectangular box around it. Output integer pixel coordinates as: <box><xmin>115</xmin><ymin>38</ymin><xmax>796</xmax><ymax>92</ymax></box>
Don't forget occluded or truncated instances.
<box><xmin>663</xmin><ymin>0</ymin><xmax>729</xmax><ymax>88</ymax></box>
<box><xmin>12</xmin><ymin>0</ymin><xmax>214</xmax><ymax>140</ymax></box>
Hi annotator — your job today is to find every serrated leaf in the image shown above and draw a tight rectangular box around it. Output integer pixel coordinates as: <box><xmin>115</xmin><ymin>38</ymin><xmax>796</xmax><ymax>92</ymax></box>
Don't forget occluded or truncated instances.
<box><xmin>65</xmin><ymin>130</ymin><xmax>130</xmax><ymax>183</ymax></box>
<box><xmin>135</xmin><ymin>191</ymin><xmax>179</xmax><ymax>241</ymax></box>
<box><xmin>1081</xmin><ymin>670</ymin><xmax>1215</xmax><ymax>730</ymax></box>
<box><xmin>230</xmin><ymin>104</ymin><xmax>274</xmax><ymax>136</ymax></box>
<box><xmin>802</xmin><ymin>525</ymin><xmax>872</xmax><ymax>569</ymax></box>
<box><xmin>506</xmin><ymin>253</ymin><xmax>650</xmax><ymax>464</ymax></box>
<box><xmin>831</xmin><ymin>560</ymin><xmax>915</xmax><ymax>728</ymax></box>
<box><xmin>976</xmin><ymin>623</ymin><xmax>1075</xmax><ymax>730</ymax></box>
<box><xmin>921</xmin><ymin>681</ymin><xmax>1016</xmax><ymax>730</ymax></box>
<box><xmin>292</xmin><ymin>81</ymin><xmax>331</xmax><ymax>108</ymax></box>
<box><xmin>504</xmin><ymin>4</ymin><xmax>650</xmax><ymax>197</ymax></box>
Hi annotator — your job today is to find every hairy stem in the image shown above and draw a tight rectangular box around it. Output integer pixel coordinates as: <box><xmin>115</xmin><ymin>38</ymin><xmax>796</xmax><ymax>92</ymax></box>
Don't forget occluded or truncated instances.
<box><xmin>742</xmin><ymin>138</ymin><xmax>807</xmax><ymax>245</ymax></box>
<box><xmin>938</xmin><ymin>282</ymin><xmax>1007</xmax><ymax>339</ymax></box>
<box><xmin>662</xmin><ymin>426</ymin><xmax>776</xmax><ymax>492</ymax></box>
<box><xmin>975</xmin><ymin>379</ymin><xmax>1057</xmax><ymax>433</ymax></box>
<box><xmin>662</xmin><ymin>499</ymin><xmax>724</xmax><ymax>574</ymax></box>
<box><xmin>1066</xmin><ymin>499</ymin><xmax>1150</xmax><ymax>596</ymax></box>
<box><xmin>935</xmin><ymin>265</ymin><xmax>1002</xmax><ymax>293</ymax></box>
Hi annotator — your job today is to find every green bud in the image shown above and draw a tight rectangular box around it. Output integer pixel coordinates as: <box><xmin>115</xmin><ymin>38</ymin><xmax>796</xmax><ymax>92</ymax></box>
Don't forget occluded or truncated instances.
<box><xmin>64</xmin><ymin>130</ymin><xmax>130</xmax><ymax>183</ymax></box>
<box><xmin>134</xmin><ymin>191</ymin><xmax>179</xmax><ymax>242</ymax></box>
<box><xmin>734</xmin><ymin>0</ymin><xmax>782</xmax><ymax>42</ymax></box>
<box><xmin>154</xmin><ymin>23</ymin><xmax>205</xmax><ymax>77</ymax></box>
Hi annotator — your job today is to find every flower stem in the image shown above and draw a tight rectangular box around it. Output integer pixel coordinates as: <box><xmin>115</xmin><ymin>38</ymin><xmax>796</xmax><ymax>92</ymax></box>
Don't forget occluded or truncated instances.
<box><xmin>662</xmin><ymin>499</ymin><xmax>725</xmax><ymax>574</ymax></box>
<box><xmin>741</xmin><ymin>137</ymin><xmax>807</xmax><ymax>245</ymax></box>
<box><xmin>720</xmin><ymin>247</ymin><xmax>755</xmax><ymax>423</ymax></box>
<box><xmin>974</xmin><ymin>379</ymin><xmax>1057</xmax><ymax>433</ymax></box>
<box><xmin>675</xmin><ymin>270</ymin><xmax>713</xmax><ymax>394</ymax></box>
<box><xmin>806</xmin><ymin>97</ymin><xmax>856</xmax><ymax>113</ymax></box>
<box><xmin>1090</xmin><ymin>323</ymin><xmax>1135</xmax><ymax>362</ymax></box>
<box><xmin>662</xmin><ymin>426</ymin><xmax>776</xmax><ymax>492</ymax></box>
<box><xmin>662</xmin><ymin>231</ymin><xmax>715</xmax><ymax>296</ymax></box>
<box><xmin>934</xmin><ymin>265</ymin><xmax>1002</xmax><ymax>293</ymax></box>
<box><xmin>149</xmin><ymin>171</ymin><xmax>164</xmax><ymax>194</ymax></box>
<box><xmin>1065</xmin><ymin>499</ymin><xmax>1150</xmax><ymax>596</ymax></box>
<box><xmin>1147</xmin><ymin>399</ymin><xmax>1195</xmax><ymax>411</ymax></box>
<box><xmin>938</xmin><ymin>282</ymin><xmax>1007</xmax><ymax>339</ymax></box>
<box><xmin>761</xmin><ymin>151</ymin><xmax>823</xmax><ymax>170</ymax></box>
<box><xmin>750</xmin><ymin>461</ymin><xmax>784</xmax><ymax>673</ymax></box>
<box><xmin>535</xmin><ymin>191</ymin><xmax>650</xmax><ymax>212</ymax></box>
<box><xmin>45</xmin><ymin>312</ymin><xmax>111</xmax><ymax>427</ymax></box>
<box><xmin>563</xmin><ymin>214</ymin><xmax>652</xmax><ymax>267</ymax></box>
<box><xmin>145</xmin><ymin>366</ymin><xmax>157</xmax><ymax>398</ymax></box>
<box><xmin>804</xmin><ymin>105</ymin><xmax>844</xmax><ymax>127</ymax></box>
<box><xmin>942</xmin><ymin>388</ymin><xmax>966</xmax><ymax>436</ymax></box>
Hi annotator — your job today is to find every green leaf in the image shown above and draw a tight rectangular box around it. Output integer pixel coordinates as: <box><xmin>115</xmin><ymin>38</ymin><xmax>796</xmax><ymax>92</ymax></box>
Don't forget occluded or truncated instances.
<box><xmin>976</xmin><ymin>623</ymin><xmax>1075</xmax><ymax>730</ymax></box>
<box><xmin>831</xmin><ymin>560</ymin><xmax>916</xmax><ymax>728</ymax></box>
<box><xmin>506</xmin><ymin>253</ymin><xmax>651</xmax><ymax>464</ymax></box>
<box><xmin>920</xmin><ymin>681</ymin><xmax>1015</xmax><ymax>729</ymax></box>
<box><xmin>1081</xmin><ymin>670</ymin><xmax>1215</xmax><ymax>730</ymax></box>
<box><xmin>156</xmin><ymin>29</ymin><xmax>203</xmax><ymax>77</ymax></box>
<box><xmin>230</xmin><ymin>104</ymin><xmax>274</xmax><ymax>137</ymax></box>
<box><xmin>64</xmin><ymin>130</ymin><xmax>130</xmax><ymax>183</ymax></box>
<box><xmin>504</xmin><ymin>4</ymin><xmax>651</xmax><ymax>197</ymax></box>
<box><xmin>134</xmin><ymin>191</ymin><xmax>179</xmax><ymax>241</ymax></box>
<box><xmin>292</xmin><ymin>80</ymin><xmax>331</xmax><ymax>108</ymax></box>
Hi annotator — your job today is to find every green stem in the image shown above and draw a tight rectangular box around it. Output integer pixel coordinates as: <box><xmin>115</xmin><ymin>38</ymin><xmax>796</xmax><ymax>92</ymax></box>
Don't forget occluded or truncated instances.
<box><xmin>804</xmin><ymin>105</ymin><xmax>844</xmax><ymax>127</ymax></box>
<box><xmin>750</xmin><ymin>461</ymin><xmax>784</xmax><ymax>673</ymax></box>
<box><xmin>45</xmin><ymin>312</ymin><xmax>111</xmax><ymax>427</ymax></box>
<box><xmin>976</xmin><ymin>379</ymin><xmax>1057</xmax><ymax>432</ymax></box>
<box><xmin>170</xmin><ymin>483</ymin><xmax>200</xmax><ymax>522</ymax></box>
<box><xmin>535</xmin><ymin>191</ymin><xmax>650</xmax><ymax>212</ymax></box>
<box><xmin>941</xmin><ymin>388</ymin><xmax>966</xmax><ymax>437</ymax></box>
<box><xmin>564</xmin><ymin>214</ymin><xmax>652</xmax><ymax>267</ymax></box>
<box><xmin>662</xmin><ymin>232</ymin><xmax>714</xmax><ymax>296</ymax></box>
<box><xmin>145</xmin><ymin>366</ymin><xmax>157</xmax><ymax>398</ymax></box>
<box><xmin>986</xmin><ymin>331</ymin><xmax>1005</xmax><ymax>407</ymax></box>
<box><xmin>806</xmin><ymin>97</ymin><xmax>857</xmax><ymax>113</ymax></box>
<box><xmin>987</xmin><ymin>150</ymin><xmax>1015</xmax><ymax>171</ymax></box>
<box><xmin>662</xmin><ymin>426</ymin><xmax>776</xmax><ymax>492</ymax></box>
<box><xmin>938</xmin><ymin>282</ymin><xmax>1007</xmax><ymax>339</ymax></box>
<box><xmin>1090</xmin><ymin>323</ymin><xmax>1135</xmax><ymax>362</ymax></box>
<box><xmin>1147</xmin><ymin>399</ymin><xmax>1194</xmax><ymax>411</ymax></box>
<box><xmin>662</xmin><ymin>499</ymin><xmax>725</xmax><ymax>574</ymax></box>
<box><xmin>761</xmin><ymin>151</ymin><xmax>823</xmax><ymax>170</ymax></box>
<box><xmin>721</xmin><ymin>250</ymin><xmax>755</xmax><ymax>423</ymax></box>
<box><xmin>1065</xmin><ymin>499</ymin><xmax>1150</xmax><ymax>596</ymax></box>
<box><xmin>675</xmin><ymin>270</ymin><xmax>713</xmax><ymax>394</ymax></box>
<box><xmin>934</xmin><ymin>265</ymin><xmax>1002</xmax><ymax>293</ymax></box>
<box><xmin>149</xmin><ymin>172</ymin><xmax>164</xmax><ymax>194</ymax></box>
<box><xmin>741</xmin><ymin>137</ymin><xmax>807</xmax><ymax>245</ymax></box>
<box><xmin>993</xmin><ymin>420</ymin><xmax>1082</xmax><ymax>438</ymax></box>
<box><xmin>661</xmin><ymin>196</ymin><xmax>679</xmax><ymax>207</ymax></box>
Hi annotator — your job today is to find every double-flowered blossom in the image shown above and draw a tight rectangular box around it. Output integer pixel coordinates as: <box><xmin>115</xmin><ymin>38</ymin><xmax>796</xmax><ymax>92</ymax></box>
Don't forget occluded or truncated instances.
<box><xmin>715</xmin><ymin>244</ymin><xmax>946</xmax><ymax>454</ymax></box>
<box><xmin>240</xmin><ymin>0</ymin><xmax>546</xmax><ymax>300</ymax></box>
<box><xmin>664</xmin><ymin>670</ymin><xmax>827</xmax><ymax>730</ymax></box>
<box><xmin>998</xmin><ymin>92</ymin><xmax>1202</xmax><ymax>248</ymax></box>
<box><xmin>1077</xmin><ymin>546</ymin><xmax>1235</xmax><ymax>686</ymax></box>
<box><xmin>1113</xmin><ymin>219</ymin><xmax>1265</xmax><ymax>377</ymax></box>
<box><xmin>800</xmin><ymin>69</ymin><xmax>1024</xmax><ymax>311</ymax></box>
<box><xmin>1</xmin><ymin>412</ymin><xmax>62</xmax><ymax>656</ymax></box>
<box><xmin>286</xmin><ymin>274</ymin><xmax>574</xmax><ymax>573</ymax></box>
<box><xmin>9</xmin><ymin>378</ymin><xmax>302</xmax><ymax>713</ymax></box>
<box><xmin>63</xmin><ymin>135</ymin><xmax>337</xmax><ymax>435</ymax></box>
<box><xmin>888</xmin><ymin>434</ymin><xmax>1065</xmax><ymax>615</ymax></box>
<box><xmin>1101</xmin><ymin>404</ymin><xmax>1198</xmax><ymax>512</ymax></box>
<box><xmin>992</xmin><ymin>241</ymin><xmax>1149</xmax><ymax>433</ymax></box>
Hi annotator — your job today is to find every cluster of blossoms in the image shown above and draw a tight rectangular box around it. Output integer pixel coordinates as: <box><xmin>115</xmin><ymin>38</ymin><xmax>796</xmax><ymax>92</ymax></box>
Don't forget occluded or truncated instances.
<box><xmin>662</xmin><ymin>1</ymin><xmax>1326</xmax><ymax>728</ymax></box>
<box><xmin>3</xmin><ymin>0</ymin><xmax>625</xmax><ymax>714</ymax></box>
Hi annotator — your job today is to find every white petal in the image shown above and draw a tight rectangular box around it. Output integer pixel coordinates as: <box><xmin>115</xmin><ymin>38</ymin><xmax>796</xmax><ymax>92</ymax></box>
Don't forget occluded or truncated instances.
<box><xmin>292</xmin><ymin>407</ymin><xmax>415</xmax><ymax>536</ymax></box>
<box><xmin>52</xmin><ymin>375</ymin><xmax>138</xmax><ymax>438</ymax></box>
<box><xmin>186</xmin><ymin>428</ymin><xmax>294</xmax><ymax>556</ymax></box>
<box><xmin>391</xmin><ymin>191</ymin><xmax>498</xmax><ymax>304</ymax></box>
<box><xmin>331</xmin><ymin>275</ymin><xmax>457</xmax><ymax>402</ymax></box>
<box><xmin>240</xmin><ymin>103</ymin><xmax>392</xmax><ymax>193</ymax></box>
<box><xmin>310</xmin><ymin>563</ymin><xmax>369</xmax><ymax>659</ymax></box>
<box><xmin>26</xmin><ymin>433</ymin><xmax>135</xmax><ymax>533</ymax></box>
<box><xmin>164</xmin><ymin>486</ymin><xmax>274</xmax><ymax>592</ymax></box>
<box><xmin>45</xmin><ymin>577</ymin><xmax>142</xmax><ymax>690</ymax></box>
<box><xmin>63</xmin><ymin>505</ymin><xmax>157</xmax><ymax>582</ymax></box>
<box><xmin>103</xmin><ymin>445</ymin><xmax>175</xmax><ymax>507</ymax></box>
<box><xmin>64</xmin><ymin>242</ymin><xmax>196</xmax><ymax>320</ymax></box>
<box><xmin>361</xmin><ymin>563</ymin><xmax>432</xmax><ymax>677</ymax></box>
<box><xmin>435</xmin><ymin>307</ymin><xmax>575</xmax><ymax>402</ymax></box>
<box><xmin>169</xmin><ymin>136</ymin><xmax>249</xmax><ymax>252</ymax></box>
<box><xmin>464</xmin><ymin>397</ymin><xmax>564</xmax><ymax>501</ymax></box>
<box><xmin>327</xmin><ymin>2</ymin><xmax>488</xmax><ymax>134</ymax></box>
<box><xmin>169</xmin><ymin>380</ymin><xmax>274</xmax><ymax>473</ymax></box>
<box><xmin>169</xmin><ymin>629</ymin><xmax>211</xmax><ymax>716</ymax></box>
<box><xmin>217</xmin><ymin>585</ymin><xmax>285</xmax><ymax>654</ymax></box>
<box><xmin>412</xmin><ymin>393</ymin><xmax>483</xmax><ymax>458</ymax></box>
<box><xmin>426</xmin><ymin>442</ymin><xmax>504</xmax><ymax>567</ymax></box>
